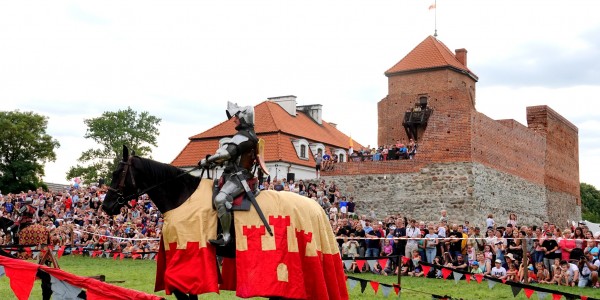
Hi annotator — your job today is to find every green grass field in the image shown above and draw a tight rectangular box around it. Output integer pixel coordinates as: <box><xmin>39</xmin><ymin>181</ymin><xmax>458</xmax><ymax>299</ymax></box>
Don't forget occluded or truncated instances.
<box><xmin>2</xmin><ymin>256</ymin><xmax>600</xmax><ymax>299</ymax></box>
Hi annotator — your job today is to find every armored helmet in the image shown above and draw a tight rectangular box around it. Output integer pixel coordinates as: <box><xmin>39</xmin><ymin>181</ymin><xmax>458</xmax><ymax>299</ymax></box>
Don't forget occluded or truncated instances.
<box><xmin>226</xmin><ymin>101</ymin><xmax>254</xmax><ymax>127</ymax></box>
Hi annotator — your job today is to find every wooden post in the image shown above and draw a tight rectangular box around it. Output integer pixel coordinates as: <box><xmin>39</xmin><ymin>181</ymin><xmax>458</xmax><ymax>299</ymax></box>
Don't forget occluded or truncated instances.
<box><xmin>397</xmin><ymin>255</ymin><xmax>401</xmax><ymax>298</ymax></box>
<box><xmin>521</xmin><ymin>233</ymin><xmax>528</xmax><ymax>282</ymax></box>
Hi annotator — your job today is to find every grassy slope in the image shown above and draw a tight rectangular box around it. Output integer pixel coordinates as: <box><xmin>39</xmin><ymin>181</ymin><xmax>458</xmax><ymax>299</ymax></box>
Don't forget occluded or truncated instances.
<box><xmin>2</xmin><ymin>256</ymin><xmax>600</xmax><ymax>299</ymax></box>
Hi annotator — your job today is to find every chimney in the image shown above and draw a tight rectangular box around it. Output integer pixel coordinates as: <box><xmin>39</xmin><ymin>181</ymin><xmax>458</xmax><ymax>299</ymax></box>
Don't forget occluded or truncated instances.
<box><xmin>455</xmin><ymin>48</ymin><xmax>467</xmax><ymax>67</ymax></box>
<box><xmin>268</xmin><ymin>95</ymin><xmax>297</xmax><ymax>116</ymax></box>
<box><xmin>329</xmin><ymin>122</ymin><xmax>337</xmax><ymax>128</ymax></box>
<box><xmin>297</xmin><ymin>104</ymin><xmax>323</xmax><ymax>125</ymax></box>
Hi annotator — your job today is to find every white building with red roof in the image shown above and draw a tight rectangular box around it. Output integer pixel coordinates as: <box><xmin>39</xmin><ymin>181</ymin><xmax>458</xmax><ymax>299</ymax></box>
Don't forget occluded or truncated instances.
<box><xmin>171</xmin><ymin>95</ymin><xmax>361</xmax><ymax>180</ymax></box>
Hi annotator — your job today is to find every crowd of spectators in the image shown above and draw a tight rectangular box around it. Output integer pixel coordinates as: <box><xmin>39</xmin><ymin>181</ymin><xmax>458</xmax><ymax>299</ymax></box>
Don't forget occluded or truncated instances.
<box><xmin>2</xmin><ymin>177</ymin><xmax>599</xmax><ymax>290</ymax></box>
<box><xmin>311</xmin><ymin>139</ymin><xmax>419</xmax><ymax>177</ymax></box>
<box><xmin>292</xmin><ymin>179</ymin><xmax>600</xmax><ymax>290</ymax></box>
<box><xmin>0</xmin><ymin>186</ymin><xmax>161</xmax><ymax>258</ymax></box>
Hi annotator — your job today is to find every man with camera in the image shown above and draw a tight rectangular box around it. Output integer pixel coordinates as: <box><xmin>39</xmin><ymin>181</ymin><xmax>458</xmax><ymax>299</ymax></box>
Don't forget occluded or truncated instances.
<box><xmin>578</xmin><ymin>248</ymin><xmax>600</xmax><ymax>288</ymax></box>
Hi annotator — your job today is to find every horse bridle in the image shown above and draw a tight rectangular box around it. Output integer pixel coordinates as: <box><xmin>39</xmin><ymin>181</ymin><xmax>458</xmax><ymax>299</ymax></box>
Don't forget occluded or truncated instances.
<box><xmin>107</xmin><ymin>156</ymin><xmax>138</xmax><ymax>209</ymax></box>
<box><xmin>107</xmin><ymin>155</ymin><xmax>201</xmax><ymax>210</ymax></box>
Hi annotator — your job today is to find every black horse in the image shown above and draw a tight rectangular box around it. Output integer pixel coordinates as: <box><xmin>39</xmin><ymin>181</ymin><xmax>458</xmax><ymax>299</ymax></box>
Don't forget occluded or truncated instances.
<box><xmin>102</xmin><ymin>146</ymin><xmax>208</xmax><ymax>300</ymax></box>
<box><xmin>102</xmin><ymin>146</ymin><xmax>347</xmax><ymax>300</ymax></box>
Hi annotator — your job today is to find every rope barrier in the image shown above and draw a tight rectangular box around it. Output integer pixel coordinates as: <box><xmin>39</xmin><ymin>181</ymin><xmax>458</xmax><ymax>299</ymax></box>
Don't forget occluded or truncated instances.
<box><xmin>72</xmin><ymin>229</ymin><xmax>160</xmax><ymax>242</ymax></box>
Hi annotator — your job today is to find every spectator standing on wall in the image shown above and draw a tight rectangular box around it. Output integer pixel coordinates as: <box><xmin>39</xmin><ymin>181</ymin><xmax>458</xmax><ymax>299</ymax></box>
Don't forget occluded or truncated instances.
<box><xmin>507</xmin><ymin>213</ymin><xmax>517</xmax><ymax>227</ymax></box>
<box><xmin>339</xmin><ymin>196</ymin><xmax>348</xmax><ymax>219</ymax></box>
<box><xmin>314</xmin><ymin>152</ymin><xmax>323</xmax><ymax>178</ymax></box>
<box><xmin>486</xmin><ymin>214</ymin><xmax>495</xmax><ymax>229</ymax></box>
<box><xmin>322</xmin><ymin>151</ymin><xmax>331</xmax><ymax>171</ymax></box>
<box><xmin>347</xmin><ymin>197</ymin><xmax>356</xmax><ymax>217</ymax></box>
<box><xmin>439</xmin><ymin>210</ymin><xmax>448</xmax><ymax>223</ymax></box>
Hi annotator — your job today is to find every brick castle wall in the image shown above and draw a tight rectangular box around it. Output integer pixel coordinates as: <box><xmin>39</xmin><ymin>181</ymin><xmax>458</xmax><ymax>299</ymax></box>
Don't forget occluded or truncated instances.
<box><xmin>378</xmin><ymin>69</ymin><xmax>476</xmax><ymax>163</ymax></box>
<box><xmin>330</xmin><ymin>41</ymin><xmax>581</xmax><ymax>225</ymax></box>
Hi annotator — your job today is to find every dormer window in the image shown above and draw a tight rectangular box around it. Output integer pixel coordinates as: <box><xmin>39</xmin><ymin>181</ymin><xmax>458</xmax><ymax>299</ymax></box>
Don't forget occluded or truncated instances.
<box><xmin>291</xmin><ymin>138</ymin><xmax>310</xmax><ymax>160</ymax></box>
<box><xmin>300</xmin><ymin>144</ymin><xmax>307</xmax><ymax>159</ymax></box>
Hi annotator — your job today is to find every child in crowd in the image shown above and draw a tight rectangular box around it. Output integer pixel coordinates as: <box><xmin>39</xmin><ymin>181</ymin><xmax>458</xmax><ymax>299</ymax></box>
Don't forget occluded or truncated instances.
<box><xmin>483</xmin><ymin>244</ymin><xmax>493</xmax><ymax>274</ymax></box>
<box><xmin>408</xmin><ymin>250</ymin><xmax>424</xmax><ymax>277</ymax></box>
<box><xmin>536</xmin><ymin>262</ymin><xmax>550</xmax><ymax>283</ymax></box>
<box><xmin>486</xmin><ymin>214</ymin><xmax>495</xmax><ymax>229</ymax></box>
<box><xmin>466</xmin><ymin>244</ymin><xmax>476</xmax><ymax>265</ymax></box>
<box><xmin>470</xmin><ymin>261</ymin><xmax>483</xmax><ymax>274</ymax></box>
<box><xmin>505</xmin><ymin>262</ymin><xmax>518</xmax><ymax>281</ymax></box>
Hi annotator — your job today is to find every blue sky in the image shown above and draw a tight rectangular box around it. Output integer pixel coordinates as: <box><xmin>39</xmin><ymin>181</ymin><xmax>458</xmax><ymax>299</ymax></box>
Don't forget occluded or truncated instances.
<box><xmin>0</xmin><ymin>0</ymin><xmax>598</xmax><ymax>188</ymax></box>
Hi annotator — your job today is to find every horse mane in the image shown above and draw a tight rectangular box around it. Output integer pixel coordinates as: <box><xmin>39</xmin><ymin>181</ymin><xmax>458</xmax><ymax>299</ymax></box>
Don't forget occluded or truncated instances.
<box><xmin>135</xmin><ymin>156</ymin><xmax>186</xmax><ymax>183</ymax></box>
<box><xmin>133</xmin><ymin>156</ymin><xmax>201</xmax><ymax>213</ymax></box>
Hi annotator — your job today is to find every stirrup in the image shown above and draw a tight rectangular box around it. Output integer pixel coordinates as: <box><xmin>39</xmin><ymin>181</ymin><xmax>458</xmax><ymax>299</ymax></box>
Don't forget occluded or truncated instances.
<box><xmin>209</xmin><ymin>234</ymin><xmax>230</xmax><ymax>247</ymax></box>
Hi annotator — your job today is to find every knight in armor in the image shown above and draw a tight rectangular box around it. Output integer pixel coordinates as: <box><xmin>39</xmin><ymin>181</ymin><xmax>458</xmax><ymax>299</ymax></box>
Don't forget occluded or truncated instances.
<box><xmin>199</xmin><ymin>102</ymin><xmax>259</xmax><ymax>246</ymax></box>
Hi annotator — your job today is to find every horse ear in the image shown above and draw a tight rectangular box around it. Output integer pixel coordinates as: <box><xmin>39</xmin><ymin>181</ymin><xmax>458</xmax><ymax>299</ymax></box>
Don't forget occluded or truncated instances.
<box><xmin>131</xmin><ymin>149</ymin><xmax>136</xmax><ymax>156</ymax></box>
<box><xmin>123</xmin><ymin>145</ymin><xmax>129</xmax><ymax>162</ymax></box>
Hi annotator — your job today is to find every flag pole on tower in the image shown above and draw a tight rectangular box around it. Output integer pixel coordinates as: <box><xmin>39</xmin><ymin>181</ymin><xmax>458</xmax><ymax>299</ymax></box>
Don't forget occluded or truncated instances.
<box><xmin>429</xmin><ymin>0</ymin><xmax>438</xmax><ymax>37</ymax></box>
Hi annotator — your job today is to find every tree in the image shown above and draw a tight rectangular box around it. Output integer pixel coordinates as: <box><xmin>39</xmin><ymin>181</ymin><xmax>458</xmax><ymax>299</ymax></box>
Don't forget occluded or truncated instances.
<box><xmin>0</xmin><ymin>111</ymin><xmax>60</xmax><ymax>192</ymax></box>
<box><xmin>581</xmin><ymin>182</ymin><xmax>600</xmax><ymax>223</ymax></box>
<box><xmin>66</xmin><ymin>107</ymin><xmax>161</xmax><ymax>185</ymax></box>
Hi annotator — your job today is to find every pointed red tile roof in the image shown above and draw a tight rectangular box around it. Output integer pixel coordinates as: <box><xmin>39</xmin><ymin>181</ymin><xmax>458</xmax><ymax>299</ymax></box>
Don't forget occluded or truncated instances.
<box><xmin>171</xmin><ymin>101</ymin><xmax>363</xmax><ymax>167</ymax></box>
<box><xmin>385</xmin><ymin>36</ymin><xmax>478</xmax><ymax>81</ymax></box>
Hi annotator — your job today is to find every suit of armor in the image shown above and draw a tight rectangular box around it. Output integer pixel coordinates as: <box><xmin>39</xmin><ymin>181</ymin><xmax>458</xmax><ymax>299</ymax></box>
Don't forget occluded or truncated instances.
<box><xmin>200</xmin><ymin>102</ymin><xmax>258</xmax><ymax>246</ymax></box>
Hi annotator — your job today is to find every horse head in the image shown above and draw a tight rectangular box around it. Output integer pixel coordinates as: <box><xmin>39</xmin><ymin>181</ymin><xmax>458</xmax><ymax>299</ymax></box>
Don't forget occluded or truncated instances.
<box><xmin>102</xmin><ymin>145</ymin><xmax>139</xmax><ymax>216</ymax></box>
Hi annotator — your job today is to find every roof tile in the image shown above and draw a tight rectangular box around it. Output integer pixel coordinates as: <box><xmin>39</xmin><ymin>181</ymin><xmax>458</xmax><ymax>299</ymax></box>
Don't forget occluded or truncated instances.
<box><xmin>385</xmin><ymin>35</ymin><xmax>476</xmax><ymax>79</ymax></box>
<box><xmin>172</xmin><ymin>101</ymin><xmax>362</xmax><ymax>167</ymax></box>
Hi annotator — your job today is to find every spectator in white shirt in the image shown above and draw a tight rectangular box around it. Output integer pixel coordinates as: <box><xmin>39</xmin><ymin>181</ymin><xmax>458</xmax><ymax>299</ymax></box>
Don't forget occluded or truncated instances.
<box><xmin>490</xmin><ymin>259</ymin><xmax>507</xmax><ymax>280</ymax></box>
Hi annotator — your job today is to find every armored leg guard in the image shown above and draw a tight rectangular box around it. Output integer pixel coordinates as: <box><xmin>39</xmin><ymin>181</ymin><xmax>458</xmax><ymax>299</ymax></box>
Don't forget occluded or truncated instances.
<box><xmin>210</xmin><ymin>191</ymin><xmax>233</xmax><ymax>247</ymax></box>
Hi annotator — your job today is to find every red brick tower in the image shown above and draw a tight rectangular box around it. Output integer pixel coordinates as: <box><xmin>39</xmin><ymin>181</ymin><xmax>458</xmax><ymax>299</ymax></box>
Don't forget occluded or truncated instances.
<box><xmin>378</xmin><ymin>36</ymin><xmax>478</xmax><ymax>162</ymax></box>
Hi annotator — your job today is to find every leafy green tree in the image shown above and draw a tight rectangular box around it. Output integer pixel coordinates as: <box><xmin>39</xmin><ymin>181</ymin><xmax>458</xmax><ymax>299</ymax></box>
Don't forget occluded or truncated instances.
<box><xmin>581</xmin><ymin>182</ymin><xmax>600</xmax><ymax>222</ymax></box>
<box><xmin>0</xmin><ymin>111</ymin><xmax>60</xmax><ymax>192</ymax></box>
<box><xmin>66</xmin><ymin>107</ymin><xmax>161</xmax><ymax>185</ymax></box>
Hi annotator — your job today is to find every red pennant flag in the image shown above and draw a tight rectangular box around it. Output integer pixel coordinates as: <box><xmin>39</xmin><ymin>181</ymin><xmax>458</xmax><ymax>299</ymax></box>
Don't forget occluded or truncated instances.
<box><xmin>465</xmin><ymin>274</ymin><xmax>471</xmax><ymax>283</ymax></box>
<box><xmin>422</xmin><ymin>265</ymin><xmax>431</xmax><ymax>276</ymax></box>
<box><xmin>393</xmin><ymin>284</ymin><xmax>400</xmax><ymax>295</ymax></box>
<box><xmin>120</xmin><ymin>253</ymin><xmax>125</xmax><ymax>260</ymax></box>
<box><xmin>402</xmin><ymin>256</ymin><xmax>410</xmax><ymax>264</ymax></box>
<box><xmin>441</xmin><ymin>268</ymin><xmax>452</xmax><ymax>280</ymax></box>
<box><xmin>524</xmin><ymin>288</ymin><xmax>535</xmax><ymax>299</ymax></box>
<box><xmin>4</xmin><ymin>264</ymin><xmax>38</xmax><ymax>300</ymax></box>
<box><xmin>377</xmin><ymin>259</ymin><xmax>388</xmax><ymax>269</ymax></box>
<box><xmin>25</xmin><ymin>248</ymin><xmax>32</xmax><ymax>256</ymax></box>
<box><xmin>475</xmin><ymin>274</ymin><xmax>484</xmax><ymax>284</ymax></box>
<box><xmin>113</xmin><ymin>253</ymin><xmax>118</xmax><ymax>260</ymax></box>
<box><xmin>552</xmin><ymin>294</ymin><xmax>562</xmax><ymax>300</ymax></box>
<box><xmin>57</xmin><ymin>246</ymin><xmax>65</xmax><ymax>259</ymax></box>
<box><xmin>356</xmin><ymin>260</ymin><xmax>366</xmax><ymax>271</ymax></box>
<box><xmin>78</xmin><ymin>247</ymin><xmax>83</xmax><ymax>253</ymax></box>
<box><xmin>581</xmin><ymin>296</ymin><xmax>588</xmax><ymax>300</ymax></box>
<box><xmin>370</xmin><ymin>281</ymin><xmax>379</xmax><ymax>294</ymax></box>
<box><xmin>91</xmin><ymin>251</ymin><xmax>97</xmax><ymax>258</ymax></box>
<box><xmin>502</xmin><ymin>279</ymin><xmax>507</xmax><ymax>284</ymax></box>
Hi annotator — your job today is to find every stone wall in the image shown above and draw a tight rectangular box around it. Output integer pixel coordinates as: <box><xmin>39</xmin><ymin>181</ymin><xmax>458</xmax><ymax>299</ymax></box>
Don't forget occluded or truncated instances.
<box><xmin>546</xmin><ymin>190</ymin><xmax>582</xmax><ymax>226</ymax></box>
<box><xmin>324</xmin><ymin>161</ymin><xmax>577</xmax><ymax>227</ymax></box>
<box><xmin>471</xmin><ymin>163</ymin><xmax>547</xmax><ymax>226</ymax></box>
